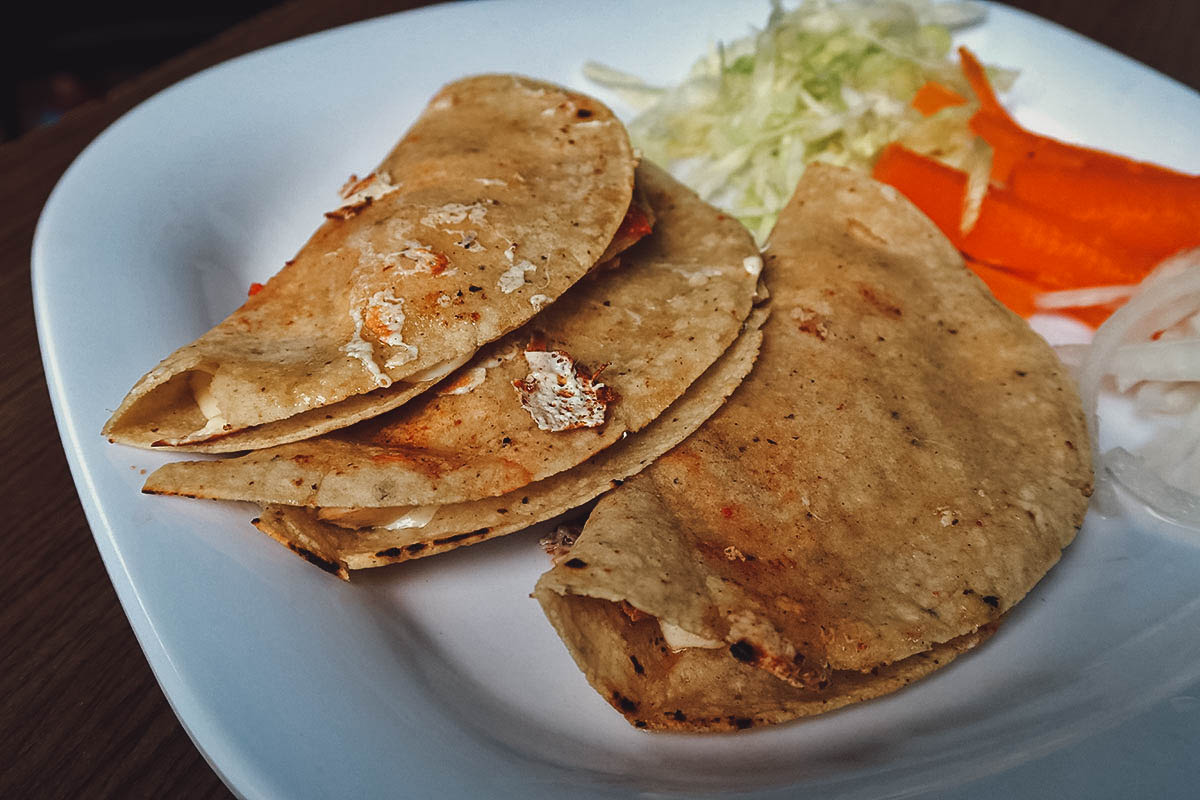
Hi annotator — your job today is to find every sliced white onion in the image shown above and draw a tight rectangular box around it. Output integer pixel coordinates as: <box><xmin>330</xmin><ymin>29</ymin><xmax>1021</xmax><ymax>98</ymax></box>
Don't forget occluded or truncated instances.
<box><xmin>1160</xmin><ymin>310</ymin><xmax>1200</xmax><ymax>340</ymax></box>
<box><xmin>1134</xmin><ymin>381</ymin><xmax>1200</xmax><ymax>416</ymax></box>
<box><xmin>1036</xmin><ymin>284</ymin><xmax>1136</xmax><ymax>310</ymax></box>
<box><xmin>1103</xmin><ymin>448</ymin><xmax>1200</xmax><ymax>528</ymax></box>
<box><xmin>1077</xmin><ymin>248</ymin><xmax>1200</xmax><ymax>529</ymax></box>
<box><xmin>1112</xmin><ymin>338</ymin><xmax>1200</xmax><ymax>392</ymax></box>
<box><xmin>1138</xmin><ymin>406</ymin><xmax>1200</xmax><ymax>494</ymax></box>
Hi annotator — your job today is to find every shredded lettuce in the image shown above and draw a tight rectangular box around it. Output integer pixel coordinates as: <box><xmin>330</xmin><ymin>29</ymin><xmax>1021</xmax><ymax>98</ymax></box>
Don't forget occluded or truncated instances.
<box><xmin>586</xmin><ymin>0</ymin><xmax>1013</xmax><ymax>242</ymax></box>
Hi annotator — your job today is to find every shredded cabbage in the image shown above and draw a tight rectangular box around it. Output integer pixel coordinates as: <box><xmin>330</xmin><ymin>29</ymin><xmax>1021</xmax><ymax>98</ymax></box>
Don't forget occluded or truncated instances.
<box><xmin>586</xmin><ymin>0</ymin><xmax>1011</xmax><ymax>241</ymax></box>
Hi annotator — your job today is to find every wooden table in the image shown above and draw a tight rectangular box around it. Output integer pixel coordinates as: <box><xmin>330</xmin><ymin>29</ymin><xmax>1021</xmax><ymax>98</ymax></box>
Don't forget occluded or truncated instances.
<box><xmin>2</xmin><ymin>1</ymin><xmax>1196</xmax><ymax>797</ymax></box>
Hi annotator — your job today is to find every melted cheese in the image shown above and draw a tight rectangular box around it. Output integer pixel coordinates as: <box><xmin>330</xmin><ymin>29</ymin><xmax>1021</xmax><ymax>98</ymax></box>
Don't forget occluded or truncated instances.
<box><xmin>498</xmin><ymin>260</ymin><xmax>536</xmax><ymax>293</ymax></box>
<box><xmin>406</xmin><ymin>352</ymin><xmax>472</xmax><ymax>384</ymax></box>
<box><xmin>333</xmin><ymin>172</ymin><xmax>399</xmax><ymax>212</ymax></box>
<box><xmin>364</xmin><ymin>290</ymin><xmax>418</xmax><ymax>369</ymax></box>
<box><xmin>659</xmin><ymin>620</ymin><xmax>724</xmax><ymax>652</ymax></box>
<box><xmin>187</xmin><ymin>371</ymin><xmax>229</xmax><ymax>438</ymax></box>
<box><xmin>437</xmin><ymin>366</ymin><xmax>487</xmax><ymax>396</ymax></box>
<box><xmin>341</xmin><ymin>324</ymin><xmax>390</xmax><ymax>387</ymax></box>
<box><xmin>396</xmin><ymin>241</ymin><xmax>450</xmax><ymax>274</ymax></box>
<box><xmin>342</xmin><ymin>290</ymin><xmax>420</xmax><ymax>386</ymax></box>
<box><xmin>317</xmin><ymin>505</ymin><xmax>438</xmax><ymax>530</ymax></box>
<box><xmin>514</xmin><ymin>350</ymin><xmax>609</xmax><ymax>432</ymax></box>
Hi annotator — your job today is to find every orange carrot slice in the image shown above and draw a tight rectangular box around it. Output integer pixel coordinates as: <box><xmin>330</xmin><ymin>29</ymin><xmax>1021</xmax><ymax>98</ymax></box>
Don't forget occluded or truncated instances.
<box><xmin>960</xmin><ymin>46</ymin><xmax>1197</xmax><ymax>185</ymax></box>
<box><xmin>872</xmin><ymin>143</ymin><xmax>968</xmax><ymax>242</ymax></box>
<box><xmin>957</xmin><ymin>47</ymin><xmax>1012</xmax><ymax>121</ymax></box>
<box><xmin>1061</xmin><ymin>305</ymin><xmax>1118</xmax><ymax>329</ymax></box>
<box><xmin>967</xmin><ymin>110</ymin><xmax>1042</xmax><ymax>182</ymax></box>
<box><xmin>912</xmin><ymin>81</ymin><xmax>968</xmax><ymax>116</ymax></box>
<box><xmin>960</xmin><ymin>188</ymin><xmax>1158</xmax><ymax>289</ymax></box>
<box><xmin>1007</xmin><ymin>161</ymin><xmax>1200</xmax><ymax>256</ymax></box>
<box><xmin>873</xmin><ymin>47</ymin><xmax>1200</xmax><ymax>326</ymax></box>
<box><xmin>964</xmin><ymin>257</ymin><xmax>1040</xmax><ymax>318</ymax></box>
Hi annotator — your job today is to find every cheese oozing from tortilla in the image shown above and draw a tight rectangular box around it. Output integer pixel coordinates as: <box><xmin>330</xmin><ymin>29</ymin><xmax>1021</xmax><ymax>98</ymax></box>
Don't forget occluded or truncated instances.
<box><xmin>396</xmin><ymin>241</ymin><xmax>451</xmax><ymax>274</ymax></box>
<box><xmin>342</xmin><ymin>290</ymin><xmax>419</xmax><ymax>386</ymax></box>
<box><xmin>187</xmin><ymin>371</ymin><xmax>229</xmax><ymax>439</ymax></box>
<box><xmin>331</xmin><ymin>172</ymin><xmax>400</xmax><ymax>216</ymax></box>
<box><xmin>513</xmin><ymin>350</ymin><xmax>611</xmax><ymax>432</ymax></box>
<box><xmin>405</xmin><ymin>352</ymin><xmax>472</xmax><ymax>384</ymax></box>
<box><xmin>659</xmin><ymin>620</ymin><xmax>724</xmax><ymax>652</ymax></box>
<box><xmin>435</xmin><ymin>343</ymin><xmax>519</xmax><ymax>396</ymax></box>
<box><xmin>437</xmin><ymin>366</ymin><xmax>487</xmax><ymax>396</ymax></box>
<box><xmin>317</xmin><ymin>505</ymin><xmax>438</xmax><ymax>530</ymax></box>
<box><xmin>498</xmin><ymin>260</ymin><xmax>536</xmax><ymax>293</ymax></box>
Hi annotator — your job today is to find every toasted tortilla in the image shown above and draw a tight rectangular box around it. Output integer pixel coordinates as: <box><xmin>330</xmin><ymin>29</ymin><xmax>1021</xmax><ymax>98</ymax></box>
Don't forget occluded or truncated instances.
<box><xmin>104</xmin><ymin>75</ymin><xmax>636</xmax><ymax>451</ymax></box>
<box><xmin>249</xmin><ymin>306</ymin><xmax>767</xmax><ymax>579</ymax></box>
<box><xmin>144</xmin><ymin>161</ymin><xmax>763</xmax><ymax>508</ymax></box>
<box><xmin>534</xmin><ymin>164</ymin><xmax>1092</xmax><ymax>729</ymax></box>
<box><xmin>537</xmin><ymin>593</ymin><xmax>998</xmax><ymax>732</ymax></box>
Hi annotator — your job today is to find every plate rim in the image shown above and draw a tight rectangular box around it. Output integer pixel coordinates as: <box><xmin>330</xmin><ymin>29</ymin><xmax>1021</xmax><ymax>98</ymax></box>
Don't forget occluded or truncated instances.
<box><xmin>31</xmin><ymin>2</ymin><xmax>1200</xmax><ymax>798</ymax></box>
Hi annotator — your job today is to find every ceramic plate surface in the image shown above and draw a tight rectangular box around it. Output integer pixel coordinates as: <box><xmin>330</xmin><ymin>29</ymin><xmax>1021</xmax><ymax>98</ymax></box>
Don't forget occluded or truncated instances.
<box><xmin>34</xmin><ymin>1</ymin><xmax>1200</xmax><ymax>797</ymax></box>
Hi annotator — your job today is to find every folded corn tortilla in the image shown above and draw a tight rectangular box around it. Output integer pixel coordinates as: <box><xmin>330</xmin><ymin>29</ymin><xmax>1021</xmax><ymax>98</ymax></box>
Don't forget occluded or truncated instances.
<box><xmin>250</xmin><ymin>305</ymin><xmax>767</xmax><ymax>579</ymax></box>
<box><xmin>105</xmin><ymin>75</ymin><xmax>636</xmax><ymax>451</ymax></box>
<box><xmin>144</xmin><ymin>162</ymin><xmax>763</xmax><ymax>511</ymax></box>
<box><xmin>535</xmin><ymin>164</ymin><xmax>1092</xmax><ymax>731</ymax></box>
<box><xmin>538</xmin><ymin>593</ymin><xmax>999</xmax><ymax>732</ymax></box>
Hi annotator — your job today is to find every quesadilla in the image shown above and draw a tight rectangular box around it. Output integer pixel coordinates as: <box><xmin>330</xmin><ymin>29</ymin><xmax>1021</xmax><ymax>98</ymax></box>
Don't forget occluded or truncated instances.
<box><xmin>104</xmin><ymin>75</ymin><xmax>638</xmax><ymax>452</ymax></box>
<box><xmin>250</xmin><ymin>306</ymin><xmax>767</xmax><ymax>579</ymax></box>
<box><xmin>144</xmin><ymin>162</ymin><xmax>767</xmax><ymax>573</ymax></box>
<box><xmin>535</xmin><ymin>164</ymin><xmax>1093</xmax><ymax>731</ymax></box>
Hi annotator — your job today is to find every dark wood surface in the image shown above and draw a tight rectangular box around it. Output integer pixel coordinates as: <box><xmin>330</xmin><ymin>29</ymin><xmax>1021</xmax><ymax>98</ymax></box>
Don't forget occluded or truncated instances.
<box><xmin>1</xmin><ymin>2</ymin><xmax>1196</xmax><ymax>797</ymax></box>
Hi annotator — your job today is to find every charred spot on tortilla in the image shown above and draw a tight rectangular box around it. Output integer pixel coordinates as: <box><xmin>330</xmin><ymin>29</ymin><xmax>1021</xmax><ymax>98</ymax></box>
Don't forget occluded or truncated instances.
<box><xmin>432</xmin><ymin>528</ymin><xmax>489</xmax><ymax>545</ymax></box>
<box><xmin>286</xmin><ymin>543</ymin><xmax>345</xmax><ymax>578</ymax></box>
<box><xmin>729</xmin><ymin>640</ymin><xmax>760</xmax><ymax>664</ymax></box>
<box><xmin>612</xmin><ymin>691</ymin><xmax>639</xmax><ymax>713</ymax></box>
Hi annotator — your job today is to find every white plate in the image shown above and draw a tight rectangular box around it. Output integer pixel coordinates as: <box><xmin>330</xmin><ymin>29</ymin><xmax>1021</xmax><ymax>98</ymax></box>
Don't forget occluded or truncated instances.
<box><xmin>34</xmin><ymin>2</ymin><xmax>1200</xmax><ymax>798</ymax></box>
